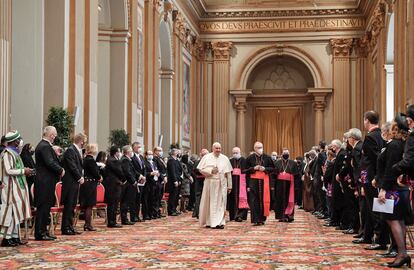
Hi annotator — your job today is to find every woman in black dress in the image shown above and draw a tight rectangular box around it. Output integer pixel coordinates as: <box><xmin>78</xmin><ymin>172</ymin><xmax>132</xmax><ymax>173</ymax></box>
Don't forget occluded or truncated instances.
<box><xmin>80</xmin><ymin>144</ymin><xmax>102</xmax><ymax>231</ymax></box>
<box><xmin>377</xmin><ymin>120</ymin><xmax>411</xmax><ymax>268</ymax></box>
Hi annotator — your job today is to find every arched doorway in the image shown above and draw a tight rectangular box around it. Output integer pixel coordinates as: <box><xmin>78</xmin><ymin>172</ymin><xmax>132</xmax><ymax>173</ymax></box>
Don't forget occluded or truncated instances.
<box><xmin>158</xmin><ymin>19</ymin><xmax>173</xmax><ymax>151</ymax></box>
<box><xmin>246</xmin><ymin>55</ymin><xmax>315</xmax><ymax>158</ymax></box>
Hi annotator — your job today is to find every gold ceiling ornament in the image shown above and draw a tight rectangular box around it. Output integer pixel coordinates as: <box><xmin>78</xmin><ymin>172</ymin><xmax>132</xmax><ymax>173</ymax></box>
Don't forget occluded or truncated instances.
<box><xmin>330</xmin><ymin>38</ymin><xmax>354</xmax><ymax>57</ymax></box>
<box><xmin>163</xmin><ymin>0</ymin><xmax>173</xmax><ymax>21</ymax></box>
<box><xmin>367</xmin><ymin>2</ymin><xmax>386</xmax><ymax>50</ymax></box>
<box><xmin>211</xmin><ymin>41</ymin><xmax>233</xmax><ymax>61</ymax></box>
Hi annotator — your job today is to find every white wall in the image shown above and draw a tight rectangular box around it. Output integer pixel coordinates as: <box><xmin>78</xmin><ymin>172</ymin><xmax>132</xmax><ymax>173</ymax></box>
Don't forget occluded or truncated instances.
<box><xmin>11</xmin><ymin>0</ymin><xmax>45</xmax><ymax>145</ymax></box>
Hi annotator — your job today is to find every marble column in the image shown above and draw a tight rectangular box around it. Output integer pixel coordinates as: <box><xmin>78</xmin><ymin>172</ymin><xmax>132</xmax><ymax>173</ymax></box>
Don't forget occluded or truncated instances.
<box><xmin>211</xmin><ymin>41</ymin><xmax>232</xmax><ymax>154</ymax></box>
<box><xmin>330</xmin><ymin>38</ymin><xmax>353</xmax><ymax>139</ymax></box>
<box><xmin>229</xmin><ymin>90</ymin><xmax>252</xmax><ymax>153</ymax></box>
<box><xmin>0</xmin><ymin>0</ymin><xmax>12</xmax><ymax>135</ymax></box>
<box><xmin>308</xmin><ymin>88</ymin><xmax>332</xmax><ymax>144</ymax></box>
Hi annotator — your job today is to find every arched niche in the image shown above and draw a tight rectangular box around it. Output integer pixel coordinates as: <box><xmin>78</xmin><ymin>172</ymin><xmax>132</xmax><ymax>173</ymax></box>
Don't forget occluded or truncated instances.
<box><xmin>239</xmin><ymin>45</ymin><xmax>325</xmax><ymax>90</ymax></box>
<box><xmin>246</xmin><ymin>55</ymin><xmax>315</xmax><ymax>90</ymax></box>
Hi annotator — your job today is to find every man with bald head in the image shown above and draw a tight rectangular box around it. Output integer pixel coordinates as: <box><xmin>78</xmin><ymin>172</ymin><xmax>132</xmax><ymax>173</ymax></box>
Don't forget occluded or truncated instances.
<box><xmin>227</xmin><ymin>147</ymin><xmax>248</xmax><ymax>222</ymax></box>
<box><xmin>192</xmin><ymin>149</ymin><xmax>209</xmax><ymax>219</ymax></box>
<box><xmin>244</xmin><ymin>142</ymin><xmax>274</xmax><ymax>225</ymax></box>
<box><xmin>197</xmin><ymin>143</ymin><xmax>233</xmax><ymax>229</ymax></box>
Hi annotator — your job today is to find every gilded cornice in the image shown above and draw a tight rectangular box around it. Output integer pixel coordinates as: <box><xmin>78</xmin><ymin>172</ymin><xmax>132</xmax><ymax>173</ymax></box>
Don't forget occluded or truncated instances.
<box><xmin>330</xmin><ymin>38</ymin><xmax>354</xmax><ymax>57</ymax></box>
<box><xmin>202</xmin><ymin>8</ymin><xmax>360</xmax><ymax>19</ymax></box>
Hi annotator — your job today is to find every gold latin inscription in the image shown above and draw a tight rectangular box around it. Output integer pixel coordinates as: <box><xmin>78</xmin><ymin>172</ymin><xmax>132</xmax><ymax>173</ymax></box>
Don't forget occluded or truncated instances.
<box><xmin>200</xmin><ymin>18</ymin><xmax>364</xmax><ymax>33</ymax></box>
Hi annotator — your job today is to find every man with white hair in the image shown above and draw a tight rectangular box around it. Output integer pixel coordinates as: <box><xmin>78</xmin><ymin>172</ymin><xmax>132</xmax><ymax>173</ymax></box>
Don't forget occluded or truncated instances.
<box><xmin>197</xmin><ymin>142</ymin><xmax>233</xmax><ymax>229</ymax></box>
<box><xmin>325</xmin><ymin>139</ymin><xmax>346</xmax><ymax>229</ymax></box>
<box><xmin>244</xmin><ymin>142</ymin><xmax>274</xmax><ymax>226</ymax></box>
<box><xmin>228</xmin><ymin>147</ymin><xmax>248</xmax><ymax>222</ymax></box>
<box><xmin>34</xmin><ymin>126</ymin><xmax>65</xmax><ymax>241</ymax></box>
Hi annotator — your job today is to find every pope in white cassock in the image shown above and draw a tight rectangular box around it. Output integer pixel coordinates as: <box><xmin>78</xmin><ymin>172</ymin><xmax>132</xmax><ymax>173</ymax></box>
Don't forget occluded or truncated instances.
<box><xmin>197</xmin><ymin>142</ymin><xmax>233</xmax><ymax>229</ymax></box>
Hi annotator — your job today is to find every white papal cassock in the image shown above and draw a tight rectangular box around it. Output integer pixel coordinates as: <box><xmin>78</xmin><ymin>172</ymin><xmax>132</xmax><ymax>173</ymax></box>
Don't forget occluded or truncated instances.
<box><xmin>197</xmin><ymin>153</ymin><xmax>233</xmax><ymax>227</ymax></box>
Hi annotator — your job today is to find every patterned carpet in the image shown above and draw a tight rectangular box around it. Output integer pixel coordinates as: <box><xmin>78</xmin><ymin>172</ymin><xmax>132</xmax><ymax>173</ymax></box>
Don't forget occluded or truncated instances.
<box><xmin>0</xmin><ymin>208</ymin><xmax>411</xmax><ymax>269</ymax></box>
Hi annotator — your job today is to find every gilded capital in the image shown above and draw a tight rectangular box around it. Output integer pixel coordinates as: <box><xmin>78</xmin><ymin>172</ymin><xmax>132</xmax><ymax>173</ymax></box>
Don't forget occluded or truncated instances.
<box><xmin>330</xmin><ymin>38</ymin><xmax>353</xmax><ymax>57</ymax></box>
<box><xmin>354</xmin><ymin>34</ymin><xmax>370</xmax><ymax>58</ymax></box>
<box><xmin>211</xmin><ymin>41</ymin><xmax>233</xmax><ymax>61</ymax></box>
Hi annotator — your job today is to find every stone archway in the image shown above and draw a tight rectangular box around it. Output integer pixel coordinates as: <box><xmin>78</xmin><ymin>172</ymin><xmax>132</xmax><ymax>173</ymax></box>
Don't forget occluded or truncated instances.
<box><xmin>231</xmin><ymin>46</ymin><xmax>331</xmax><ymax>154</ymax></box>
<box><xmin>158</xmin><ymin>19</ymin><xmax>173</xmax><ymax>151</ymax></box>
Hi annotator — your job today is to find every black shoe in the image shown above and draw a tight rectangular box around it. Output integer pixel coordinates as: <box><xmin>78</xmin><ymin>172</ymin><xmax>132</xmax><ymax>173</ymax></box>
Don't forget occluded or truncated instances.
<box><xmin>143</xmin><ymin>216</ymin><xmax>151</xmax><ymax>220</ymax></box>
<box><xmin>235</xmin><ymin>217</ymin><xmax>243</xmax><ymax>222</ymax></box>
<box><xmin>121</xmin><ymin>221</ymin><xmax>135</xmax><ymax>225</ymax></box>
<box><xmin>45</xmin><ymin>232</ymin><xmax>57</xmax><ymax>239</ymax></box>
<box><xmin>107</xmin><ymin>223</ymin><xmax>122</xmax><ymax>228</ymax></box>
<box><xmin>62</xmin><ymin>229</ymin><xmax>76</xmax><ymax>235</ymax></box>
<box><xmin>71</xmin><ymin>228</ymin><xmax>82</xmax><ymax>235</ymax></box>
<box><xmin>131</xmin><ymin>218</ymin><xmax>139</xmax><ymax>222</ymax></box>
<box><xmin>323</xmin><ymin>222</ymin><xmax>338</xmax><ymax>227</ymax></box>
<box><xmin>35</xmin><ymin>235</ymin><xmax>55</xmax><ymax>241</ymax></box>
<box><xmin>364</xmin><ymin>244</ymin><xmax>387</xmax><ymax>250</ymax></box>
<box><xmin>1</xmin><ymin>238</ymin><xmax>18</xmax><ymax>247</ymax></box>
<box><xmin>377</xmin><ymin>251</ymin><xmax>398</xmax><ymax>258</ymax></box>
<box><xmin>388</xmin><ymin>256</ymin><xmax>411</xmax><ymax>268</ymax></box>
<box><xmin>353</xmin><ymin>233</ymin><xmax>363</xmax><ymax>239</ymax></box>
<box><xmin>11</xmin><ymin>238</ymin><xmax>28</xmax><ymax>245</ymax></box>
<box><xmin>169</xmin><ymin>212</ymin><xmax>178</xmax><ymax>216</ymax></box>
<box><xmin>343</xmin><ymin>229</ymin><xmax>356</xmax><ymax>234</ymax></box>
<box><xmin>352</xmin><ymin>238</ymin><xmax>372</xmax><ymax>244</ymax></box>
<box><xmin>214</xmin><ymin>225</ymin><xmax>225</xmax><ymax>229</ymax></box>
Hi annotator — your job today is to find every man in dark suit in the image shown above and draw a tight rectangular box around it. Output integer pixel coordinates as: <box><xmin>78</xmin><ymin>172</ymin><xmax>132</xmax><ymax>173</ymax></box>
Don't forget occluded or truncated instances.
<box><xmin>131</xmin><ymin>142</ymin><xmax>146</xmax><ymax>222</ymax></box>
<box><xmin>154</xmin><ymin>147</ymin><xmax>167</xmax><ymax>218</ymax></box>
<box><xmin>61</xmin><ymin>133</ymin><xmax>87</xmax><ymax>235</ymax></box>
<box><xmin>353</xmin><ymin>111</ymin><xmax>386</xmax><ymax>250</ymax></box>
<box><xmin>167</xmin><ymin>148</ymin><xmax>183</xmax><ymax>216</ymax></box>
<box><xmin>144</xmin><ymin>150</ymin><xmax>161</xmax><ymax>219</ymax></box>
<box><xmin>192</xmin><ymin>149</ymin><xmax>209</xmax><ymax>218</ymax></box>
<box><xmin>120</xmin><ymin>145</ymin><xmax>138</xmax><ymax>225</ymax></box>
<box><xmin>313</xmin><ymin>141</ymin><xmax>327</xmax><ymax>218</ymax></box>
<box><xmin>34</xmin><ymin>126</ymin><xmax>65</xmax><ymax>240</ymax></box>
<box><xmin>104</xmin><ymin>147</ymin><xmax>124</xmax><ymax>228</ymax></box>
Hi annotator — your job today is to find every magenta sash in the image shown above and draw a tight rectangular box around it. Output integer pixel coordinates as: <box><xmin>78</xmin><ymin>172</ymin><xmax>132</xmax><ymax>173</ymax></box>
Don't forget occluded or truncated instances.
<box><xmin>277</xmin><ymin>172</ymin><xmax>295</xmax><ymax>216</ymax></box>
<box><xmin>238</xmin><ymin>174</ymin><xmax>249</xmax><ymax>209</ymax></box>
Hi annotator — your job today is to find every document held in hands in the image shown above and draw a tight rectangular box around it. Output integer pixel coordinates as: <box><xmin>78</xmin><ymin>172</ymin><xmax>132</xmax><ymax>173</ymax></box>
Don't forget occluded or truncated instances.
<box><xmin>373</xmin><ymin>198</ymin><xmax>394</xmax><ymax>214</ymax></box>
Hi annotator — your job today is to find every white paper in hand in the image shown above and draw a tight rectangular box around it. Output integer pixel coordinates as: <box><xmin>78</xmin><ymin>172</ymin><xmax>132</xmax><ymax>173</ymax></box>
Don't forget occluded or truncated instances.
<box><xmin>372</xmin><ymin>198</ymin><xmax>394</xmax><ymax>214</ymax></box>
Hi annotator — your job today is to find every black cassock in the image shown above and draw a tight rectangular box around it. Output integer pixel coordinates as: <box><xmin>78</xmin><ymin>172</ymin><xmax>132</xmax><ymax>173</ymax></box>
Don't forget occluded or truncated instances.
<box><xmin>274</xmin><ymin>159</ymin><xmax>299</xmax><ymax>220</ymax></box>
<box><xmin>227</xmin><ymin>157</ymin><xmax>248</xmax><ymax>221</ymax></box>
<box><xmin>243</xmin><ymin>154</ymin><xmax>274</xmax><ymax>224</ymax></box>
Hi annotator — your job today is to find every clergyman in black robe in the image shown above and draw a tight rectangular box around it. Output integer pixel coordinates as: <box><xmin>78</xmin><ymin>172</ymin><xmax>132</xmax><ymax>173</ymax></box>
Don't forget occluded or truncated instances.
<box><xmin>243</xmin><ymin>142</ymin><xmax>274</xmax><ymax>226</ymax></box>
<box><xmin>227</xmin><ymin>147</ymin><xmax>248</xmax><ymax>222</ymax></box>
<box><xmin>274</xmin><ymin>149</ymin><xmax>299</xmax><ymax>222</ymax></box>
